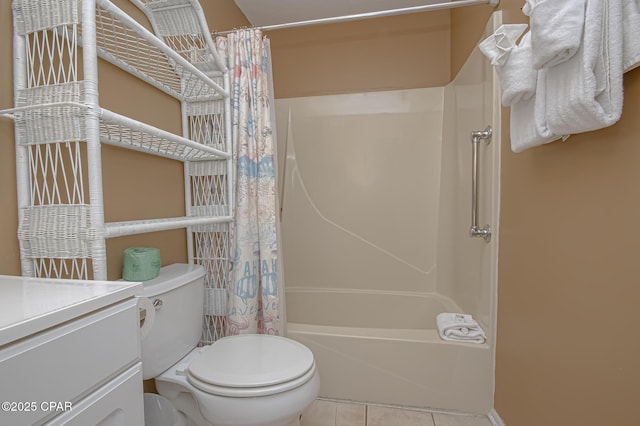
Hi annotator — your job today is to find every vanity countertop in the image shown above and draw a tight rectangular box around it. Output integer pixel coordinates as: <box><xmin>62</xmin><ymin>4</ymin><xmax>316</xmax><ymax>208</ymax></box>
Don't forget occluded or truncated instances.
<box><xmin>0</xmin><ymin>275</ymin><xmax>142</xmax><ymax>347</ymax></box>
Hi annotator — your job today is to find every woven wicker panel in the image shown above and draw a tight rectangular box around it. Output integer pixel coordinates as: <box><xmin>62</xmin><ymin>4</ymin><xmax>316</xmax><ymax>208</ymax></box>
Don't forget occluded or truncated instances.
<box><xmin>13</xmin><ymin>0</ymin><xmax>80</xmax><ymax>35</ymax></box>
<box><xmin>192</xmin><ymin>222</ymin><xmax>229</xmax><ymax>344</ymax></box>
<box><xmin>188</xmin><ymin>160</ymin><xmax>228</xmax><ymax>217</ymax></box>
<box><xmin>16</xmin><ymin>82</ymin><xmax>84</xmax><ymax>107</ymax></box>
<box><xmin>145</xmin><ymin>0</ymin><xmax>201</xmax><ymax>37</ymax></box>
<box><xmin>18</xmin><ymin>204</ymin><xmax>102</xmax><ymax>258</ymax></box>
<box><xmin>15</xmin><ymin>105</ymin><xmax>86</xmax><ymax>146</ymax></box>
<box><xmin>186</xmin><ymin>159</ymin><xmax>226</xmax><ymax>176</ymax></box>
<box><xmin>145</xmin><ymin>7</ymin><xmax>219</xmax><ymax>74</ymax></box>
<box><xmin>185</xmin><ymin>99</ymin><xmax>225</xmax><ymax>116</ymax></box>
<box><xmin>189</xmin><ymin>205</ymin><xmax>228</xmax><ymax>217</ymax></box>
<box><xmin>15</xmin><ymin>84</ymin><xmax>86</xmax><ymax>145</ymax></box>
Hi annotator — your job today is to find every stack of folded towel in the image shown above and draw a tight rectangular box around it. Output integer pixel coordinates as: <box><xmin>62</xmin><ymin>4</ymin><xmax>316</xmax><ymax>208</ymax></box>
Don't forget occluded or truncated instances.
<box><xmin>479</xmin><ymin>0</ymin><xmax>638</xmax><ymax>153</ymax></box>
<box><xmin>480</xmin><ymin>23</ymin><xmax>564</xmax><ymax>152</ymax></box>
<box><xmin>543</xmin><ymin>0</ymin><xmax>623</xmax><ymax>135</ymax></box>
<box><xmin>436</xmin><ymin>313</ymin><xmax>486</xmax><ymax>344</ymax></box>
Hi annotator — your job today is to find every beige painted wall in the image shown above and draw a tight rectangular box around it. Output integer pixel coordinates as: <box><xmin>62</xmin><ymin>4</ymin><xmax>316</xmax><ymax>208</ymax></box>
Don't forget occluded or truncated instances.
<box><xmin>0</xmin><ymin>1</ymin><xmax>19</xmax><ymax>276</ymax></box>
<box><xmin>450</xmin><ymin>2</ymin><xmax>640</xmax><ymax>425</ymax></box>
<box><xmin>0</xmin><ymin>0</ymin><xmax>249</xmax><ymax>279</ymax></box>
<box><xmin>268</xmin><ymin>10</ymin><xmax>451</xmax><ymax>98</ymax></box>
<box><xmin>496</xmin><ymin>71</ymin><xmax>640</xmax><ymax>426</ymax></box>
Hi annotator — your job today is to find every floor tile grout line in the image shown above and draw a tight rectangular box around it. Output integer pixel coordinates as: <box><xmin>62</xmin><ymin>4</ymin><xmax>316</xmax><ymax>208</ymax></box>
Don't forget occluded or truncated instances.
<box><xmin>364</xmin><ymin>404</ymin><xmax>368</xmax><ymax>426</ymax></box>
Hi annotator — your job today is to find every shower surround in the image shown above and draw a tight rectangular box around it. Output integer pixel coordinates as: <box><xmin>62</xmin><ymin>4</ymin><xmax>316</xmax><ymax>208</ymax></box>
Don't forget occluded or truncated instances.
<box><xmin>275</xmin><ymin>15</ymin><xmax>500</xmax><ymax>415</ymax></box>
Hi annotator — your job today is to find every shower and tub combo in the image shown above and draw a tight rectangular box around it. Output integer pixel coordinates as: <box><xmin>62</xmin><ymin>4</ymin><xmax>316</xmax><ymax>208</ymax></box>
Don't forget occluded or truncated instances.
<box><xmin>276</xmin><ymin>15</ymin><xmax>501</xmax><ymax>415</ymax></box>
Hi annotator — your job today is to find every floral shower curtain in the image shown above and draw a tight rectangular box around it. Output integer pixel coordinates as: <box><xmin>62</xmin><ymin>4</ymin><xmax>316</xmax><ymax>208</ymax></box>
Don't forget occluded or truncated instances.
<box><xmin>216</xmin><ymin>29</ymin><xmax>286</xmax><ymax>336</ymax></box>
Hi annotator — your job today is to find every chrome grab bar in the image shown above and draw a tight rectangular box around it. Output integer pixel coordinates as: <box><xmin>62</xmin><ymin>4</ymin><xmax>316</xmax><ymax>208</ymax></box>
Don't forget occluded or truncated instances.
<box><xmin>470</xmin><ymin>126</ymin><xmax>492</xmax><ymax>242</ymax></box>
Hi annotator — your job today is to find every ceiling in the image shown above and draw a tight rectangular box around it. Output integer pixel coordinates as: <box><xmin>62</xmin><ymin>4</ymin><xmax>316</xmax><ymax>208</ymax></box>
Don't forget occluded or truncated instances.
<box><xmin>233</xmin><ymin>0</ymin><xmax>453</xmax><ymax>27</ymax></box>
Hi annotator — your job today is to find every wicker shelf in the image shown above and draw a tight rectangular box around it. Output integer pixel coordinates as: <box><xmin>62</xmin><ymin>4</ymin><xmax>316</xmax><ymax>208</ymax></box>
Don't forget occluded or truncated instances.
<box><xmin>100</xmin><ymin>108</ymin><xmax>229</xmax><ymax>161</ymax></box>
<box><xmin>0</xmin><ymin>102</ymin><xmax>229</xmax><ymax>162</ymax></box>
<box><xmin>91</xmin><ymin>0</ymin><xmax>227</xmax><ymax>102</ymax></box>
<box><xmin>7</xmin><ymin>0</ymin><xmax>232</xmax><ymax>284</ymax></box>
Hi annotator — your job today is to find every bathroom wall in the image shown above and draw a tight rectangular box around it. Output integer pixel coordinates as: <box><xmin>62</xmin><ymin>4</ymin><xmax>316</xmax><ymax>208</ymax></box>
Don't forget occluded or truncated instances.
<box><xmin>275</xmin><ymin>88</ymin><xmax>444</xmax><ymax>295</ymax></box>
<box><xmin>451</xmin><ymin>2</ymin><xmax>640</xmax><ymax>425</ymax></box>
<box><xmin>0</xmin><ymin>3</ymin><xmax>19</xmax><ymax>275</ymax></box>
<box><xmin>267</xmin><ymin>10</ymin><xmax>451</xmax><ymax>98</ymax></box>
<box><xmin>0</xmin><ymin>0</ymin><xmax>250</xmax><ymax>278</ymax></box>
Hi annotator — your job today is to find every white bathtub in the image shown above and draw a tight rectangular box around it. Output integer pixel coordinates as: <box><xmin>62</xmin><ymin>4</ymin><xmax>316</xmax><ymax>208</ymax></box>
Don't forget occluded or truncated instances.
<box><xmin>286</xmin><ymin>288</ymin><xmax>492</xmax><ymax>414</ymax></box>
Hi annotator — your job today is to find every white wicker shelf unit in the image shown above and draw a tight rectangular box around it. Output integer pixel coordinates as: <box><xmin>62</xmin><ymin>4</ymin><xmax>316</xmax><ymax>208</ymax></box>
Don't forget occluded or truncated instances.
<box><xmin>2</xmin><ymin>0</ymin><xmax>232</xmax><ymax>341</ymax></box>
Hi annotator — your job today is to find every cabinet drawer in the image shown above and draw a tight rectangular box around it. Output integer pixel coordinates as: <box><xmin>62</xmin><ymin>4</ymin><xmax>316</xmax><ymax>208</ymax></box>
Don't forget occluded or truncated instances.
<box><xmin>0</xmin><ymin>299</ymin><xmax>140</xmax><ymax>426</ymax></box>
<box><xmin>45</xmin><ymin>363</ymin><xmax>144</xmax><ymax>426</ymax></box>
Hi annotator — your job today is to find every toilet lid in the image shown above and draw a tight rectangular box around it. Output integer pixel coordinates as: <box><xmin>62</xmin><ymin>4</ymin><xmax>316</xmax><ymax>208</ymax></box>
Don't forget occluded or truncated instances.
<box><xmin>188</xmin><ymin>335</ymin><xmax>315</xmax><ymax>389</ymax></box>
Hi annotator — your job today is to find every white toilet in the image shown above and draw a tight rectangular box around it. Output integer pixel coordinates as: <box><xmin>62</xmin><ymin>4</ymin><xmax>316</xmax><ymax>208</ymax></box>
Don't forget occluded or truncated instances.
<box><xmin>139</xmin><ymin>263</ymin><xmax>320</xmax><ymax>426</ymax></box>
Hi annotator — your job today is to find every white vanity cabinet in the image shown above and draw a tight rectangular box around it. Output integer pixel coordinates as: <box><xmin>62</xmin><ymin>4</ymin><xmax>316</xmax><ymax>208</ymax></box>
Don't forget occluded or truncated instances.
<box><xmin>0</xmin><ymin>275</ymin><xmax>144</xmax><ymax>425</ymax></box>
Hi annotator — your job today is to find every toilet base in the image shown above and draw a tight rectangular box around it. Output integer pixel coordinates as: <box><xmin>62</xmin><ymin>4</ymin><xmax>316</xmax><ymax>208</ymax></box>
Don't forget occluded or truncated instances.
<box><xmin>154</xmin><ymin>355</ymin><xmax>320</xmax><ymax>426</ymax></box>
<box><xmin>158</xmin><ymin>383</ymin><xmax>306</xmax><ymax>426</ymax></box>
<box><xmin>161</xmin><ymin>387</ymin><xmax>303</xmax><ymax>426</ymax></box>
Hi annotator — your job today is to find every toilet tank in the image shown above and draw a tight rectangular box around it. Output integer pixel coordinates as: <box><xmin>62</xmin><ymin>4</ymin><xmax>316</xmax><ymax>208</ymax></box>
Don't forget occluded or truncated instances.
<box><xmin>139</xmin><ymin>263</ymin><xmax>205</xmax><ymax>380</ymax></box>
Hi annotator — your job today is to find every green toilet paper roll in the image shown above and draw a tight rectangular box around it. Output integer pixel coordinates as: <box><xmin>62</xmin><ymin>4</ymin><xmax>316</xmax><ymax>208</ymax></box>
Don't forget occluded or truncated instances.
<box><xmin>122</xmin><ymin>247</ymin><xmax>161</xmax><ymax>281</ymax></box>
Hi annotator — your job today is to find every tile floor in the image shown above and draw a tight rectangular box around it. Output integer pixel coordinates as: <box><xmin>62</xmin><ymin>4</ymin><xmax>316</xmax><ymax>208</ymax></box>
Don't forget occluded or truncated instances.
<box><xmin>300</xmin><ymin>399</ymin><xmax>494</xmax><ymax>426</ymax></box>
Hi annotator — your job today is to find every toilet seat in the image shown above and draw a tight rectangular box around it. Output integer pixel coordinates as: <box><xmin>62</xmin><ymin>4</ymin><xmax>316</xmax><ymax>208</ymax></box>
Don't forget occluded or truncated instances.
<box><xmin>186</xmin><ymin>335</ymin><xmax>316</xmax><ymax>398</ymax></box>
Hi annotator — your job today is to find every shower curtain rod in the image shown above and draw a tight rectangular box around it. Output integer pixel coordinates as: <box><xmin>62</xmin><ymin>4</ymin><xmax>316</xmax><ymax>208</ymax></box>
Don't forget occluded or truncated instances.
<box><xmin>217</xmin><ymin>0</ymin><xmax>499</xmax><ymax>34</ymax></box>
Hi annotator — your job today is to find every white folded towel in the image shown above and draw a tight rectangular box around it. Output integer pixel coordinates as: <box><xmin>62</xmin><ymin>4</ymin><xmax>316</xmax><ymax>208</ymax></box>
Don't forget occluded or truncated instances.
<box><xmin>479</xmin><ymin>24</ymin><xmax>536</xmax><ymax>106</ymax></box>
<box><xmin>622</xmin><ymin>0</ymin><xmax>640</xmax><ymax>72</ymax></box>
<box><xmin>523</xmin><ymin>0</ymin><xmax>586</xmax><ymax>69</ymax></box>
<box><xmin>509</xmin><ymin>94</ymin><xmax>562</xmax><ymax>153</ymax></box>
<box><xmin>545</xmin><ymin>0</ymin><xmax>624</xmax><ymax>135</ymax></box>
<box><xmin>479</xmin><ymin>23</ymin><xmax>528</xmax><ymax>67</ymax></box>
<box><xmin>436</xmin><ymin>313</ymin><xmax>486</xmax><ymax>344</ymax></box>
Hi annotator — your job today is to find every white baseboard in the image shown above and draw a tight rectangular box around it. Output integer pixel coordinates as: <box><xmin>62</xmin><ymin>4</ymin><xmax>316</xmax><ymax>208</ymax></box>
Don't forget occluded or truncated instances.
<box><xmin>488</xmin><ymin>408</ymin><xmax>506</xmax><ymax>426</ymax></box>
